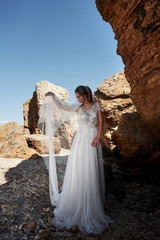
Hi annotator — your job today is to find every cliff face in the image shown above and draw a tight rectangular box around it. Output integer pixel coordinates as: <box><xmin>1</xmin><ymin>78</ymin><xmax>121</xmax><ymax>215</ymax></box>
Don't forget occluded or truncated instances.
<box><xmin>95</xmin><ymin>71</ymin><xmax>160</xmax><ymax>164</ymax></box>
<box><xmin>96</xmin><ymin>0</ymin><xmax>160</xmax><ymax>139</ymax></box>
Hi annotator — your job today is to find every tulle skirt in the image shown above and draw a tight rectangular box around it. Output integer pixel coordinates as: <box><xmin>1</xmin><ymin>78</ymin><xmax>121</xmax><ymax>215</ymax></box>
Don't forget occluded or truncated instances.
<box><xmin>52</xmin><ymin>124</ymin><xmax>112</xmax><ymax>234</ymax></box>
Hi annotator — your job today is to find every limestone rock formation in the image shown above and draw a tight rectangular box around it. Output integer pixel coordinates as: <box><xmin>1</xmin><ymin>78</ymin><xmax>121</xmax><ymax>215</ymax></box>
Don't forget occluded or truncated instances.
<box><xmin>0</xmin><ymin>122</ymin><xmax>23</xmax><ymax>143</ymax></box>
<box><xmin>95</xmin><ymin>71</ymin><xmax>160</xmax><ymax>164</ymax></box>
<box><xmin>0</xmin><ymin>131</ymin><xmax>38</xmax><ymax>159</ymax></box>
<box><xmin>25</xmin><ymin>134</ymin><xmax>61</xmax><ymax>154</ymax></box>
<box><xmin>96</xmin><ymin>0</ymin><xmax>160</xmax><ymax>139</ymax></box>
<box><xmin>94</xmin><ymin>71</ymin><xmax>136</xmax><ymax>151</ymax></box>
<box><xmin>55</xmin><ymin>123</ymin><xmax>75</xmax><ymax>149</ymax></box>
<box><xmin>23</xmin><ymin>81</ymin><xmax>69</xmax><ymax>134</ymax></box>
<box><xmin>112</xmin><ymin>112</ymin><xmax>160</xmax><ymax>165</ymax></box>
<box><xmin>23</xmin><ymin>81</ymin><xmax>78</xmax><ymax>149</ymax></box>
<box><xmin>96</xmin><ymin>71</ymin><xmax>131</xmax><ymax>99</ymax></box>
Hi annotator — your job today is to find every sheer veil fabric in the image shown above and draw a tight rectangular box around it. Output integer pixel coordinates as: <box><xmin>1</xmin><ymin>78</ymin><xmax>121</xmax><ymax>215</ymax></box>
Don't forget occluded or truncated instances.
<box><xmin>38</xmin><ymin>93</ymin><xmax>113</xmax><ymax>234</ymax></box>
<box><xmin>38</xmin><ymin>94</ymin><xmax>81</xmax><ymax>205</ymax></box>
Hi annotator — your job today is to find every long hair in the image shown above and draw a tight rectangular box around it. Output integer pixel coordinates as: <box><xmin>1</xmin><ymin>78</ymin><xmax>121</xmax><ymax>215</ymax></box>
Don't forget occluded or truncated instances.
<box><xmin>75</xmin><ymin>85</ymin><xmax>94</xmax><ymax>103</ymax></box>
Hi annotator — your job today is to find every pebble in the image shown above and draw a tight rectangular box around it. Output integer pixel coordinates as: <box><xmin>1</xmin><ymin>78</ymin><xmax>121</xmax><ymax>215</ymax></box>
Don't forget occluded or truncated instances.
<box><xmin>34</xmin><ymin>236</ymin><xmax>40</xmax><ymax>240</ymax></box>
<box><xmin>45</xmin><ymin>207</ymin><xmax>50</xmax><ymax>213</ymax></box>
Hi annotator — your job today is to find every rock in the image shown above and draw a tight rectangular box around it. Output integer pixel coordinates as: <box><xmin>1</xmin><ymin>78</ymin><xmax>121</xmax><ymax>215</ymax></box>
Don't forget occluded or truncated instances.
<box><xmin>23</xmin><ymin>81</ymin><xmax>78</xmax><ymax>150</ymax></box>
<box><xmin>112</xmin><ymin>112</ymin><xmax>160</xmax><ymax>164</ymax></box>
<box><xmin>39</xmin><ymin>229</ymin><xmax>46</xmax><ymax>234</ymax></box>
<box><xmin>25</xmin><ymin>134</ymin><xmax>61</xmax><ymax>154</ymax></box>
<box><xmin>34</xmin><ymin>236</ymin><xmax>40</xmax><ymax>240</ymax></box>
<box><xmin>0</xmin><ymin>130</ymin><xmax>38</xmax><ymax>158</ymax></box>
<box><xmin>23</xmin><ymin>127</ymin><xmax>30</xmax><ymax>135</ymax></box>
<box><xmin>55</xmin><ymin>116</ymin><xmax>78</xmax><ymax>149</ymax></box>
<box><xmin>96</xmin><ymin>0</ymin><xmax>160</xmax><ymax>140</ymax></box>
<box><xmin>45</xmin><ymin>208</ymin><xmax>50</xmax><ymax>213</ymax></box>
<box><xmin>47</xmin><ymin>217</ymin><xmax>53</xmax><ymax>225</ymax></box>
<box><xmin>38</xmin><ymin>231</ymin><xmax>49</xmax><ymax>240</ymax></box>
<box><xmin>21</xmin><ymin>222</ymin><xmax>36</xmax><ymax>234</ymax></box>
<box><xmin>23</xmin><ymin>81</ymin><xmax>69</xmax><ymax>134</ymax></box>
<box><xmin>95</xmin><ymin>71</ymin><xmax>160</xmax><ymax>164</ymax></box>
<box><xmin>54</xmin><ymin>232</ymin><xmax>68</xmax><ymax>237</ymax></box>
<box><xmin>23</xmin><ymin>98</ymin><xmax>33</xmax><ymax>133</ymax></box>
<box><xmin>96</xmin><ymin>71</ymin><xmax>131</xmax><ymax>99</ymax></box>
<box><xmin>94</xmin><ymin>71</ymin><xmax>136</xmax><ymax>151</ymax></box>
<box><xmin>70</xmin><ymin>225</ymin><xmax>79</xmax><ymax>233</ymax></box>
<box><xmin>0</xmin><ymin>122</ymin><xmax>23</xmax><ymax>143</ymax></box>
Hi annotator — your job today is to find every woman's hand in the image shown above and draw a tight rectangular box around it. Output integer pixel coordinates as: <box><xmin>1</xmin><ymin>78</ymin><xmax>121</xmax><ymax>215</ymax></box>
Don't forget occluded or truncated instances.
<box><xmin>45</xmin><ymin>92</ymin><xmax>55</xmax><ymax>97</ymax></box>
<box><xmin>91</xmin><ymin>136</ymin><xmax>100</xmax><ymax>147</ymax></box>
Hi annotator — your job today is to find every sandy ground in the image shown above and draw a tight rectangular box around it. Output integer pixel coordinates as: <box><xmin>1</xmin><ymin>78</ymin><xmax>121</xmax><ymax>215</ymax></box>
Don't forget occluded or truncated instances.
<box><xmin>0</xmin><ymin>148</ymin><xmax>70</xmax><ymax>186</ymax></box>
<box><xmin>0</xmin><ymin>158</ymin><xmax>25</xmax><ymax>185</ymax></box>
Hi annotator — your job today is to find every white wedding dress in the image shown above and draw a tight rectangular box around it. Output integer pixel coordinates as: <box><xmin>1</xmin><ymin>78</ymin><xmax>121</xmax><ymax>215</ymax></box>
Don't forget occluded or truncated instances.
<box><xmin>38</xmin><ymin>94</ymin><xmax>112</xmax><ymax>234</ymax></box>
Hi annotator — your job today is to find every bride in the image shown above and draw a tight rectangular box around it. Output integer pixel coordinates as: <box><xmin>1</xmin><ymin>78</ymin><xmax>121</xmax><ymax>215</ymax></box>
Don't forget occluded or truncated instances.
<box><xmin>39</xmin><ymin>85</ymin><xmax>112</xmax><ymax>234</ymax></box>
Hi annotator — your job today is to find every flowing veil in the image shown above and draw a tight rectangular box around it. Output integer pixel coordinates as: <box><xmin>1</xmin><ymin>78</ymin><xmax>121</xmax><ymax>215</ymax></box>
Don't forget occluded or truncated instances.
<box><xmin>38</xmin><ymin>94</ymin><xmax>82</xmax><ymax>206</ymax></box>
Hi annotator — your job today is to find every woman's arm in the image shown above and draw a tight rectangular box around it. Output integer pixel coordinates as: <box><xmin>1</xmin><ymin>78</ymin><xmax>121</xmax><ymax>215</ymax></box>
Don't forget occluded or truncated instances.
<box><xmin>45</xmin><ymin>91</ymin><xmax>81</xmax><ymax>112</ymax></box>
<box><xmin>91</xmin><ymin>102</ymin><xmax>103</xmax><ymax>147</ymax></box>
<box><xmin>97</xmin><ymin>108</ymin><xmax>103</xmax><ymax>138</ymax></box>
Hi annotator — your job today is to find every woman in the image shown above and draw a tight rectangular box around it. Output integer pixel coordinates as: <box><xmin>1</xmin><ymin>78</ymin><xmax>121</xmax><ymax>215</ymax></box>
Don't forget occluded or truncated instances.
<box><xmin>40</xmin><ymin>85</ymin><xmax>112</xmax><ymax>234</ymax></box>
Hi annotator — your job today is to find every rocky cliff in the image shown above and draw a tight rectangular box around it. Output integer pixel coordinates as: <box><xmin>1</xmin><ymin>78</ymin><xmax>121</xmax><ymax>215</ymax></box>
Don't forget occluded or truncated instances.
<box><xmin>96</xmin><ymin>0</ymin><xmax>160</xmax><ymax>139</ymax></box>
<box><xmin>95</xmin><ymin>71</ymin><xmax>160</xmax><ymax>164</ymax></box>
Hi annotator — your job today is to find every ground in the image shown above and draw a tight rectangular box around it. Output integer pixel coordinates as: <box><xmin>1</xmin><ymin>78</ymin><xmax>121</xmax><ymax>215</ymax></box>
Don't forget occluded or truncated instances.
<box><xmin>0</xmin><ymin>149</ymin><xmax>160</xmax><ymax>240</ymax></box>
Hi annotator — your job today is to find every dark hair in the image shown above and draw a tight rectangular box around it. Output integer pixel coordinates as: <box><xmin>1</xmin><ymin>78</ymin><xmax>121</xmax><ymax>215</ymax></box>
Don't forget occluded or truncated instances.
<box><xmin>75</xmin><ymin>85</ymin><xmax>94</xmax><ymax>103</ymax></box>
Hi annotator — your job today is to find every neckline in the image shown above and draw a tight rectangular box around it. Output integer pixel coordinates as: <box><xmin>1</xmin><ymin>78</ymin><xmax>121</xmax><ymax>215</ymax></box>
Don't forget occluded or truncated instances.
<box><xmin>82</xmin><ymin>103</ymin><xmax>95</xmax><ymax>114</ymax></box>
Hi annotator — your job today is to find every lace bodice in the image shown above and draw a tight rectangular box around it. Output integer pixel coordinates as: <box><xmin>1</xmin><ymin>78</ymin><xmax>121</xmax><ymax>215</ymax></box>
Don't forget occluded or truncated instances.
<box><xmin>77</xmin><ymin>102</ymin><xmax>99</xmax><ymax>127</ymax></box>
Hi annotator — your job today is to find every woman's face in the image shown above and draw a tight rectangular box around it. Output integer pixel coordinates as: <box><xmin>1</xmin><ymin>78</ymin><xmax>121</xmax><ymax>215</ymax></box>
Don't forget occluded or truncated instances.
<box><xmin>75</xmin><ymin>92</ymin><xmax>85</xmax><ymax>103</ymax></box>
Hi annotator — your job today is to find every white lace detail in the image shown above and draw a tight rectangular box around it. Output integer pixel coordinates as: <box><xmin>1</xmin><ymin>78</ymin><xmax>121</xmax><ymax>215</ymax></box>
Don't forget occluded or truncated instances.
<box><xmin>78</xmin><ymin>103</ymin><xmax>99</xmax><ymax>127</ymax></box>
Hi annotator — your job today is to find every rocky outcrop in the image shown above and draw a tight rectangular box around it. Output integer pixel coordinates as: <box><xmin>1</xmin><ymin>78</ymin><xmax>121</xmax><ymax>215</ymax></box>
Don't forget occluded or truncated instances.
<box><xmin>25</xmin><ymin>134</ymin><xmax>61</xmax><ymax>154</ymax></box>
<box><xmin>95</xmin><ymin>71</ymin><xmax>160</xmax><ymax>164</ymax></box>
<box><xmin>96</xmin><ymin>0</ymin><xmax>160</xmax><ymax>140</ymax></box>
<box><xmin>23</xmin><ymin>81</ymin><xmax>78</xmax><ymax>150</ymax></box>
<box><xmin>23</xmin><ymin>81</ymin><xmax>69</xmax><ymax>134</ymax></box>
<box><xmin>112</xmin><ymin>112</ymin><xmax>160</xmax><ymax>165</ymax></box>
<box><xmin>0</xmin><ymin>131</ymin><xmax>38</xmax><ymax>159</ymax></box>
<box><xmin>0</xmin><ymin>122</ymin><xmax>23</xmax><ymax>143</ymax></box>
<box><xmin>94</xmin><ymin>71</ymin><xmax>136</xmax><ymax>151</ymax></box>
<box><xmin>0</xmin><ymin>122</ymin><xmax>38</xmax><ymax>159</ymax></box>
<box><xmin>54</xmin><ymin>114</ymin><xmax>78</xmax><ymax>149</ymax></box>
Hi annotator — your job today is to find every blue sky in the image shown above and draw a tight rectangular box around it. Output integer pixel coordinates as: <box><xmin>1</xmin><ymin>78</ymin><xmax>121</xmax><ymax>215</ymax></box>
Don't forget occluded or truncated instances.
<box><xmin>0</xmin><ymin>0</ymin><xmax>124</xmax><ymax>125</ymax></box>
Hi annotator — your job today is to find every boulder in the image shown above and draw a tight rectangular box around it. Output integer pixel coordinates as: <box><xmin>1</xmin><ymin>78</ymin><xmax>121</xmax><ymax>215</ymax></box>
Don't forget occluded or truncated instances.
<box><xmin>23</xmin><ymin>81</ymin><xmax>78</xmax><ymax>149</ymax></box>
<box><xmin>54</xmin><ymin>114</ymin><xmax>78</xmax><ymax>149</ymax></box>
<box><xmin>96</xmin><ymin>71</ymin><xmax>131</xmax><ymax>99</ymax></box>
<box><xmin>25</xmin><ymin>134</ymin><xmax>61</xmax><ymax>154</ymax></box>
<box><xmin>96</xmin><ymin>0</ymin><xmax>160</xmax><ymax>139</ymax></box>
<box><xmin>0</xmin><ymin>131</ymin><xmax>38</xmax><ymax>159</ymax></box>
<box><xmin>23</xmin><ymin>81</ymin><xmax>69</xmax><ymax>134</ymax></box>
<box><xmin>0</xmin><ymin>122</ymin><xmax>23</xmax><ymax>143</ymax></box>
<box><xmin>112</xmin><ymin>112</ymin><xmax>160</xmax><ymax>165</ymax></box>
<box><xmin>94</xmin><ymin>71</ymin><xmax>136</xmax><ymax>151</ymax></box>
<box><xmin>94</xmin><ymin>71</ymin><xmax>160</xmax><ymax>164</ymax></box>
